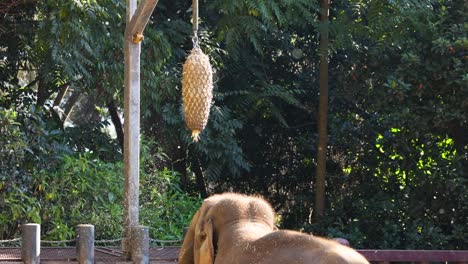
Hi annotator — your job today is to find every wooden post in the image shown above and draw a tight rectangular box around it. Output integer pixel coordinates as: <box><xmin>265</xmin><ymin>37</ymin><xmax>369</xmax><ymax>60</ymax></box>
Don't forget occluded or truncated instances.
<box><xmin>123</xmin><ymin>0</ymin><xmax>141</xmax><ymax>256</ymax></box>
<box><xmin>21</xmin><ymin>223</ymin><xmax>40</xmax><ymax>264</ymax></box>
<box><xmin>123</xmin><ymin>0</ymin><xmax>159</xmax><ymax>258</ymax></box>
<box><xmin>314</xmin><ymin>0</ymin><xmax>330</xmax><ymax>222</ymax></box>
<box><xmin>76</xmin><ymin>224</ymin><xmax>94</xmax><ymax>264</ymax></box>
<box><xmin>130</xmin><ymin>226</ymin><xmax>149</xmax><ymax>264</ymax></box>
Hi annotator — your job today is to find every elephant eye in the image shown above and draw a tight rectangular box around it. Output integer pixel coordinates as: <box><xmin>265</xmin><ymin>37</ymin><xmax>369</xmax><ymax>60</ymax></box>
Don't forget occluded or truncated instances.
<box><xmin>199</xmin><ymin>232</ymin><xmax>207</xmax><ymax>240</ymax></box>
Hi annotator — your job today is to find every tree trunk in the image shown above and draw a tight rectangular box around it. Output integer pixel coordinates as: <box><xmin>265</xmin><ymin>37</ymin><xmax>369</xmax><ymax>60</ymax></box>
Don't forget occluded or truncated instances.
<box><xmin>446</xmin><ymin>120</ymin><xmax>467</xmax><ymax>154</ymax></box>
<box><xmin>36</xmin><ymin>77</ymin><xmax>48</xmax><ymax>107</ymax></box>
<box><xmin>107</xmin><ymin>99</ymin><xmax>124</xmax><ymax>151</ymax></box>
<box><xmin>314</xmin><ymin>0</ymin><xmax>330</xmax><ymax>222</ymax></box>
<box><xmin>173</xmin><ymin>153</ymin><xmax>189</xmax><ymax>191</ymax></box>
<box><xmin>63</xmin><ymin>91</ymin><xmax>81</xmax><ymax>120</ymax></box>
<box><xmin>193</xmin><ymin>158</ymin><xmax>208</xmax><ymax>198</ymax></box>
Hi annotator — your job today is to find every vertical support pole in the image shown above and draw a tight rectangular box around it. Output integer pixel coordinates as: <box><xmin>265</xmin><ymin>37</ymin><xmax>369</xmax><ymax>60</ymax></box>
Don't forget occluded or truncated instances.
<box><xmin>123</xmin><ymin>0</ymin><xmax>141</xmax><ymax>258</ymax></box>
<box><xmin>130</xmin><ymin>226</ymin><xmax>149</xmax><ymax>264</ymax></box>
<box><xmin>314</xmin><ymin>0</ymin><xmax>330</xmax><ymax>222</ymax></box>
<box><xmin>21</xmin><ymin>223</ymin><xmax>40</xmax><ymax>264</ymax></box>
<box><xmin>76</xmin><ymin>224</ymin><xmax>95</xmax><ymax>264</ymax></box>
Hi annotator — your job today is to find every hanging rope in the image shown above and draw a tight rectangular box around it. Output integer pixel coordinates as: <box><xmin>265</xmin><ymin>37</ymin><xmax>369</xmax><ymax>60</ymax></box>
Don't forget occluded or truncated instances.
<box><xmin>192</xmin><ymin>0</ymin><xmax>199</xmax><ymax>48</ymax></box>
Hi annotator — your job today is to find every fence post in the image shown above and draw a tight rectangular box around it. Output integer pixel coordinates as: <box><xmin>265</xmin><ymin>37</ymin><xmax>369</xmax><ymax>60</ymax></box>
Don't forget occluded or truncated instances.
<box><xmin>130</xmin><ymin>225</ymin><xmax>149</xmax><ymax>264</ymax></box>
<box><xmin>21</xmin><ymin>223</ymin><xmax>40</xmax><ymax>264</ymax></box>
<box><xmin>76</xmin><ymin>224</ymin><xmax>95</xmax><ymax>264</ymax></box>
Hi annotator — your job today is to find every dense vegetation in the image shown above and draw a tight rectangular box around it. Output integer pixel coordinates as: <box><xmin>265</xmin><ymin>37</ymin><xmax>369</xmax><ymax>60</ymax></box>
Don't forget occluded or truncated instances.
<box><xmin>1</xmin><ymin>0</ymin><xmax>466</xmax><ymax>249</ymax></box>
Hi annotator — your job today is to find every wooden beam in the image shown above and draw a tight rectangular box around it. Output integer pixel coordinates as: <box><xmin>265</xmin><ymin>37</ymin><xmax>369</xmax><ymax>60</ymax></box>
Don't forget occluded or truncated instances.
<box><xmin>127</xmin><ymin>0</ymin><xmax>159</xmax><ymax>39</ymax></box>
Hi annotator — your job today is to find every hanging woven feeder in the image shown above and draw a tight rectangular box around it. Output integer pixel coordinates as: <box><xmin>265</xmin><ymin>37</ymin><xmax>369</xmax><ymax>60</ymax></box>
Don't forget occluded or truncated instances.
<box><xmin>182</xmin><ymin>0</ymin><xmax>213</xmax><ymax>142</ymax></box>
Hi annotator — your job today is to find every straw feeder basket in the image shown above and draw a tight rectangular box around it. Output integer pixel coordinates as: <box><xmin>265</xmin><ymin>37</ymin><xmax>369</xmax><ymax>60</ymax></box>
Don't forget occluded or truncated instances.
<box><xmin>182</xmin><ymin>0</ymin><xmax>213</xmax><ymax>142</ymax></box>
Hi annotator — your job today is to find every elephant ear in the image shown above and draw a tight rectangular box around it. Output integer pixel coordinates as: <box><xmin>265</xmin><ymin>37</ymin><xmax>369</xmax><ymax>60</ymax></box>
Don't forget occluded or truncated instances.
<box><xmin>179</xmin><ymin>209</ymin><xmax>201</xmax><ymax>264</ymax></box>
<box><xmin>198</xmin><ymin>218</ymin><xmax>215</xmax><ymax>264</ymax></box>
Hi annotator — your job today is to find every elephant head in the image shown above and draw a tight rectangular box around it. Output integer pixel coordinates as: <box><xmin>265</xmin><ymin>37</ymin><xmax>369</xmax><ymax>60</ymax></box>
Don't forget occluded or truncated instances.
<box><xmin>178</xmin><ymin>193</ymin><xmax>276</xmax><ymax>264</ymax></box>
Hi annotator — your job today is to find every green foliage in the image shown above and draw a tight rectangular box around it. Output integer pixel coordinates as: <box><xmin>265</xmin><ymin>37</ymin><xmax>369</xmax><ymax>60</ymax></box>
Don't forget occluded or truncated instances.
<box><xmin>0</xmin><ymin>109</ymin><xmax>26</xmax><ymax>174</ymax></box>
<box><xmin>140</xmin><ymin>168</ymin><xmax>201</xmax><ymax>242</ymax></box>
<box><xmin>1</xmin><ymin>147</ymin><xmax>201</xmax><ymax>243</ymax></box>
<box><xmin>1</xmin><ymin>0</ymin><xmax>202</xmax><ymax>243</ymax></box>
<box><xmin>0</xmin><ymin>103</ymin><xmax>121</xmax><ymax>238</ymax></box>
<box><xmin>1</xmin><ymin>153</ymin><xmax>123</xmax><ymax>241</ymax></box>
<box><xmin>0</xmin><ymin>106</ymin><xmax>196</xmax><ymax>242</ymax></box>
<box><xmin>34</xmin><ymin>0</ymin><xmax>124</xmax><ymax>90</ymax></box>
<box><xmin>0</xmin><ymin>105</ymin><xmax>63</xmax><ymax>238</ymax></box>
<box><xmin>295</xmin><ymin>0</ymin><xmax>467</xmax><ymax>249</ymax></box>
<box><xmin>308</xmin><ymin>138</ymin><xmax>466</xmax><ymax>249</ymax></box>
<box><xmin>63</xmin><ymin>120</ymin><xmax>122</xmax><ymax>162</ymax></box>
<box><xmin>139</xmin><ymin>139</ymin><xmax>202</xmax><ymax>242</ymax></box>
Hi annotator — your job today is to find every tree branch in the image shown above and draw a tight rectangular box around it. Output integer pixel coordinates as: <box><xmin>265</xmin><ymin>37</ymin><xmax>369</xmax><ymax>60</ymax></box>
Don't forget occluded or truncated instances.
<box><xmin>63</xmin><ymin>91</ymin><xmax>81</xmax><ymax>121</ymax></box>
<box><xmin>53</xmin><ymin>83</ymin><xmax>70</xmax><ymax>107</ymax></box>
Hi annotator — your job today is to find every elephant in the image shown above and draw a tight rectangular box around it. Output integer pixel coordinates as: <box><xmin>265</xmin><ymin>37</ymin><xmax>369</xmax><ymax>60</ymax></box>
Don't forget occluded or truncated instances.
<box><xmin>179</xmin><ymin>193</ymin><xmax>369</xmax><ymax>264</ymax></box>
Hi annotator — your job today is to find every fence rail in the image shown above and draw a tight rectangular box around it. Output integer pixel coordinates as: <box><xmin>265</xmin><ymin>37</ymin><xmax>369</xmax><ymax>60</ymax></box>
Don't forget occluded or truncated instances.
<box><xmin>1</xmin><ymin>247</ymin><xmax>467</xmax><ymax>263</ymax></box>
<box><xmin>1</xmin><ymin>223</ymin><xmax>467</xmax><ymax>263</ymax></box>
<box><xmin>358</xmin><ymin>250</ymin><xmax>468</xmax><ymax>264</ymax></box>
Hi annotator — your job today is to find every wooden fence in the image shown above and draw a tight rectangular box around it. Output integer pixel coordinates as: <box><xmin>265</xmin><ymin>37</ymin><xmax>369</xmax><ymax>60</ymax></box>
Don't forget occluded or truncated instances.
<box><xmin>2</xmin><ymin>223</ymin><xmax>467</xmax><ymax>263</ymax></box>
<box><xmin>358</xmin><ymin>250</ymin><xmax>468</xmax><ymax>263</ymax></box>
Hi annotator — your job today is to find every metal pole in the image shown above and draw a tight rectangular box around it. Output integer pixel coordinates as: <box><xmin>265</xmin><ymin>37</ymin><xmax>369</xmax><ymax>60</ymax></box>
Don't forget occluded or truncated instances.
<box><xmin>76</xmin><ymin>224</ymin><xmax>95</xmax><ymax>264</ymax></box>
<box><xmin>21</xmin><ymin>223</ymin><xmax>40</xmax><ymax>264</ymax></box>
<box><xmin>123</xmin><ymin>0</ymin><xmax>140</xmax><ymax>258</ymax></box>
<box><xmin>130</xmin><ymin>226</ymin><xmax>149</xmax><ymax>264</ymax></box>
